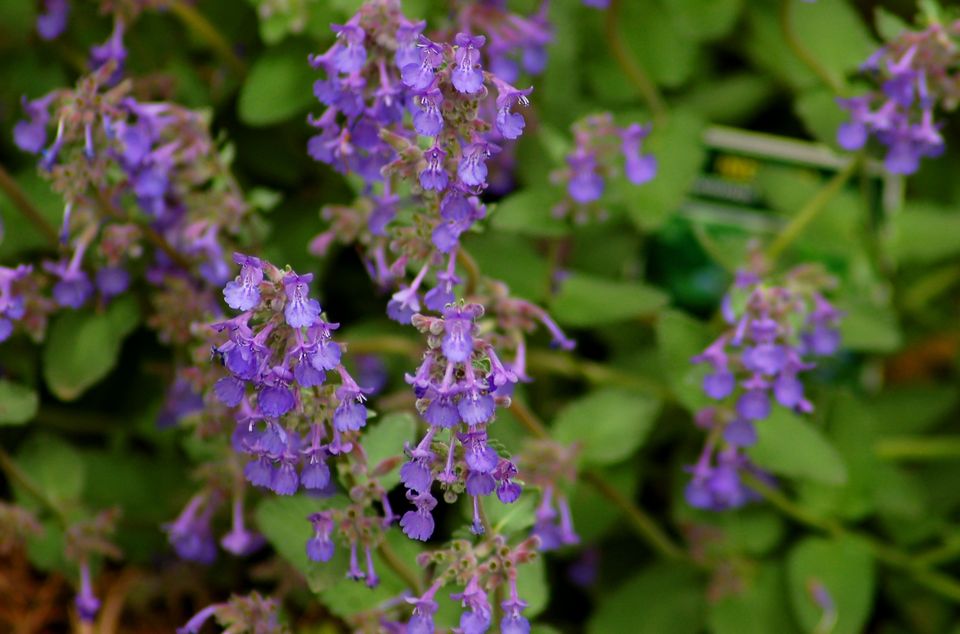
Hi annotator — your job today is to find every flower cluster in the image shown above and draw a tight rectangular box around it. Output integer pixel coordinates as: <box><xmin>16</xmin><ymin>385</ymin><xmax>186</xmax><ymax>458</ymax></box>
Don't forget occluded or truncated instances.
<box><xmin>391</xmin><ymin>534</ymin><xmax>539</xmax><ymax>634</ymax></box>
<box><xmin>398</xmin><ymin>303</ymin><xmax>522</xmax><ymax>540</ymax></box>
<box><xmin>164</xmin><ymin>483</ymin><xmax>265</xmax><ymax>563</ymax></box>
<box><xmin>685</xmin><ymin>266</ymin><xmax>843</xmax><ymax>511</ymax></box>
<box><xmin>836</xmin><ymin>19</ymin><xmax>960</xmax><ymax>174</ymax></box>
<box><xmin>307</xmin><ymin>0</ymin><xmax>535</xmax><ymax>322</ymax></box>
<box><xmin>551</xmin><ymin>112</ymin><xmax>657</xmax><ymax>222</ymax></box>
<box><xmin>209</xmin><ymin>255</ymin><xmax>369</xmax><ymax>497</ymax></box>
<box><xmin>9</xmin><ymin>59</ymin><xmax>252</xmax><ymax>344</ymax></box>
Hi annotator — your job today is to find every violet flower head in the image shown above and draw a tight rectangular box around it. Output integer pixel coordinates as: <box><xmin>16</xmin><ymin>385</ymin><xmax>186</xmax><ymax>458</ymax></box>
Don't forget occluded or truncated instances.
<box><xmin>89</xmin><ymin>19</ymin><xmax>127</xmax><ymax>83</ymax></box>
<box><xmin>0</xmin><ymin>265</ymin><xmax>33</xmax><ymax>343</ymax></box>
<box><xmin>75</xmin><ymin>561</ymin><xmax>100</xmax><ymax>623</ymax></box>
<box><xmin>14</xmin><ymin>93</ymin><xmax>56</xmax><ymax>155</ymax></box>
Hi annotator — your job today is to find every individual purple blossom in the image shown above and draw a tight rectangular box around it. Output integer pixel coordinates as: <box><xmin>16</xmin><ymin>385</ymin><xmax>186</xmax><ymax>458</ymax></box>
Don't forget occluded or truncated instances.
<box><xmin>395</xmin><ymin>20</ymin><xmax>427</xmax><ymax>70</ymax></box>
<box><xmin>452</xmin><ymin>575</ymin><xmax>492</xmax><ymax>634</ymax></box>
<box><xmin>400</xmin><ymin>490</ymin><xmax>437</xmax><ymax>541</ymax></box>
<box><xmin>95</xmin><ymin>266</ymin><xmax>130</xmax><ymax>299</ymax></box>
<box><xmin>413</xmin><ymin>89</ymin><xmax>444</xmax><ymax>137</ymax></box>
<box><xmin>0</xmin><ymin>265</ymin><xmax>32</xmax><ymax>343</ymax></box>
<box><xmin>500</xmin><ymin>580</ymin><xmax>530</xmax><ymax>634</ymax></box>
<box><xmin>566</xmin><ymin>150</ymin><xmax>603</xmax><ymax>203</ymax></box>
<box><xmin>401</xmin><ymin>36</ymin><xmax>444</xmax><ymax>92</ymax></box>
<box><xmin>89</xmin><ymin>18</ymin><xmax>127</xmax><ymax>83</ymax></box>
<box><xmin>493</xmin><ymin>83</ymin><xmax>532</xmax><ymax>140</ymax></box>
<box><xmin>621</xmin><ymin>123</ymin><xmax>657</xmax><ymax>185</ymax></box>
<box><xmin>283</xmin><ymin>272</ymin><xmax>321</xmax><ymax>328</ymax></box>
<box><xmin>458</xmin><ymin>141</ymin><xmax>499</xmax><ymax>187</ymax></box>
<box><xmin>43</xmin><ymin>251</ymin><xmax>94</xmax><ymax>310</ymax></box>
<box><xmin>331</xmin><ymin>20</ymin><xmax>367</xmax><ymax>73</ymax></box>
<box><xmin>406</xmin><ymin>582</ymin><xmax>441</xmax><ymax>633</ymax></box>
<box><xmin>223</xmin><ymin>254</ymin><xmax>263</xmax><ymax>311</ymax></box>
<box><xmin>36</xmin><ymin>0</ymin><xmax>70</xmax><ymax>40</ymax></box>
<box><xmin>75</xmin><ymin>561</ymin><xmax>100</xmax><ymax>623</ymax></box>
<box><xmin>220</xmin><ymin>495</ymin><xmax>265</xmax><ymax>556</ymax></box>
<box><xmin>420</xmin><ymin>145</ymin><xmax>449</xmax><ymax>191</ymax></box>
<box><xmin>452</xmin><ymin>33</ymin><xmax>486</xmax><ymax>94</ymax></box>
<box><xmin>306</xmin><ymin>512</ymin><xmax>335</xmax><ymax>562</ymax></box>
<box><xmin>177</xmin><ymin>605</ymin><xmax>220</xmax><ymax>634</ymax></box>
<box><xmin>14</xmin><ymin>93</ymin><xmax>56</xmax><ymax>154</ymax></box>
<box><xmin>164</xmin><ymin>493</ymin><xmax>218</xmax><ymax>564</ymax></box>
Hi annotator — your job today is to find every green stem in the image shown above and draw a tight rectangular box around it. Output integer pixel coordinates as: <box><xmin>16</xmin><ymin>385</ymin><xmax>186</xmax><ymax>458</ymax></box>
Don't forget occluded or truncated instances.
<box><xmin>604</xmin><ymin>0</ymin><xmax>668</xmax><ymax>124</ymax></box>
<box><xmin>0</xmin><ymin>447</ymin><xmax>69</xmax><ymax>527</ymax></box>
<box><xmin>875</xmin><ymin>436</ymin><xmax>960</xmax><ymax>461</ymax></box>
<box><xmin>456</xmin><ymin>248</ymin><xmax>481</xmax><ymax>297</ymax></box>
<box><xmin>743</xmin><ymin>473</ymin><xmax>960</xmax><ymax>604</ymax></box>
<box><xmin>779</xmin><ymin>0</ymin><xmax>844</xmax><ymax>95</ymax></box>
<box><xmin>379</xmin><ymin>539</ymin><xmax>424</xmax><ymax>596</ymax></box>
<box><xmin>764</xmin><ymin>158</ymin><xmax>859</xmax><ymax>263</ymax></box>
<box><xmin>508</xmin><ymin>400</ymin><xmax>687</xmax><ymax>561</ymax></box>
<box><xmin>169</xmin><ymin>0</ymin><xmax>247</xmax><ymax>76</ymax></box>
<box><xmin>0</xmin><ymin>163</ymin><xmax>58</xmax><ymax>247</ymax></box>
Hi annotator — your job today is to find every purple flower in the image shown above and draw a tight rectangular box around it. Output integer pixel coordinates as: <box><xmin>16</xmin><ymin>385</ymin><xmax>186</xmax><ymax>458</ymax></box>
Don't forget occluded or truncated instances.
<box><xmin>164</xmin><ymin>494</ymin><xmax>218</xmax><ymax>564</ymax></box>
<box><xmin>283</xmin><ymin>272</ymin><xmax>321</xmax><ymax>328</ymax></box>
<box><xmin>37</xmin><ymin>0</ymin><xmax>70</xmax><ymax>40</ymax></box>
<box><xmin>306</xmin><ymin>512</ymin><xmax>335</xmax><ymax>562</ymax></box>
<box><xmin>500</xmin><ymin>597</ymin><xmax>530</xmax><ymax>634</ymax></box>
<box><xmin>75</xmin><ymin>561</ymin><xmax>100</xmax><ymax>623</ymax></box>
<box><xmin>736</xmin><ymin>389</ymin><xmax>770</xmax><ymax>421</ymax></box>
<box><xmin>177</xmin><ymin>605</ymin><xmax>219</xmax><ymax>634</ymax></box>
<box><xmin>43</xmin><ymin>259</ymin><xmax>93</xmax><ymax>309</ymax></box>
<box><xmin>214</xmin><ymin>376</ymin><xmax>245</xmax><ymax>407</ymax></box>
<box><xmin>221</xmin><ymin>497</ymin><xmax>265</xmax><ymax>556</ymax></box>
<box><xmin>406</xmin><ymin>584</ymin><xmax>441</xmax><ymax>633</ymax></box>
<box><xmin>333</xmin><ymin>395</ymin><xmax>367</xmax><ymax>432</ymax></box>
<box><xmin>452</xmin><ymin>33</ymin><xmax>486</xmax><ymax>95</ymax></box>
<box><xmin>413</xmin><ymin>90</ymin><xmax>444</xmax><ymax>137</ymax></box>
<box><xmin>331</xmin><ymin>21</ymin><xmax>367</xmax><ymax>73</ymax></box>
<box><xmin>223</xmin><ymin>253</ymin><xmax>263</xmax><ymax>311</ymax></box>
<box><xmin>458</xmin><ymin>393</ymin><xmax>495</xmax><ymax>426</ymax></box>
<box><xmin>95</xmin><ymin>266</ymin><xmax>130</xmax><ymax>298</ymax></box>
<box><xmin>458</xmin><ymin>141</ymin><xmax>499</xmax><ymax>187</ymax></box>
<box><xmin>621</xmin><ymin>123</ymin><xmax>657</xmax><ymax>185</ymax></box>
<box><xmin>89</xmin><ymin>19</ymin><xmax>127</xmax><ymax>82</ymax></box>
<box><xmin>419</xmin><ymin>145</ymin><xmax>449</xmax><ymax>191</ymax></box>
<box><xmin>400</xmin><ymin>491</ymin><xmax>437</xmax><ymax>541</ymax></box>
<box><xmin>494</xmin><ymin>84</ymin><xmax>532</xmax><ymax>140</ymax></box>
<box><xmin>566</xmin><ymin>151</ymin><xmax>603</xmax><ymax>203</ymax></box>
<box><xmin>401</xmin><ymin>36</ymin><xmax>443</xmax><ymax>92</ymax></box>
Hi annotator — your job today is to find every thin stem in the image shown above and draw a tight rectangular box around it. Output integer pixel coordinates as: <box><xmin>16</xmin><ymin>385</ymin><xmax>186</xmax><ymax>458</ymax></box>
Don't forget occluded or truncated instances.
<box><xmin>743</xmin><ymin>473</ymin><xmax>960</xmax><ymax>604</ymax></box>
<box><xmin>0</xmin><ymin>163</ymin><xmax>58</xmax><ymax>246</ymax></box>
<box><xmin>508</xmin><ymin>400</ymin><xmax>687</xmax><ymax>561</ymax></box>
<box><xmin>169</xmin><ymin>0</ymin><xmax>247</xmax><ymax>76</ymax></box>
<box><xmin>604</xmin><ymin>0</ymin><xmax>668</xmax><ymax>124</ymax></box>
<box><xmin>779</xmin><ymin>0</ymin><xmax>844</xmax><ymax>95</ymax></box>
<box><xmin>875</xmin><ymin>436</ymin><xmax>960</xmax><ymax>461</ymax></box>
<box><xmin>0</xmin><ymin>447</ymin><xmax>69</xmax><ymax>528</ymax></box>
<box><xmin>765</xmin><ymin>158</ymin><xmax>859</xmax><ymax>263</ymax></box>
<box><xmin>581</xmin><ymin>470</ymin><xmax>687</xmax><ymax>561</ymax></box>
<box><xmin>379</xmin><ymin>539</ymin><xmax>424</xmax><ymax>596</ymax></box>
<box><xmin>456</xmin><ymin>248</ymin><xmax>481</xmax><ymax>297</ymax></box>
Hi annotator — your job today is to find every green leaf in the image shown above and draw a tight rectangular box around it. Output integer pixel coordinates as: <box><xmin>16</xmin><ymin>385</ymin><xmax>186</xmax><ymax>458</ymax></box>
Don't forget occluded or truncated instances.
<box><xmin>891</xmin><ymin>202</ymin><xmax>960</xmax><ymax>266</ymax></box>
<box><xmin>836</xmin><ymin>297</ymin><xmax>902</xmax><ymax>353</ymax></box>
<box><xmin>797</xmin><ymin>393</ymin><xmax>880</xmax><ymax>521</ymax></box>
<box><xmin>665</xmin><ymin>0</ymin><xmax>744</xmax><ymax>42</ymax></box>
<box><xmin>238</xmin><ymin>38</ymin><xmax>317</xmax><ymax>126</ymax></box>
<box><xmin>874</xmin><ymin>7</ymin><xmax>910</xmax><ymax>40</ymax></box>
<box><xmin>621</xmin><ymin>2</ymin><xmax>700</xmax><ymax>89</ymax></box>
<box><xmin>0</xmin><ymin>380</ymin><xmax>38</xmax><ymax>425</ymax></box>
<box><xmin>655</xmin><ymin>309</ymin><xmax>713</xmax><ymax>412</ymax></box>
<box><xmin>489</xmin><ymin>188</ymin><xmax>570</xmax><ymax>238</ymax></box>
<box><xmin>0</xmin><ymin>170</ymin><xmax>64</xmax><ymax>260</ymax></box>
<box><xmin>787</xmin><ymin>536</ymin><xmax>875</xmax><ymax>634</ymax></box>
<box><xmin>517</xmin><ymin>554</ymin><xmax>549</xmax><ymax>618</ymax></box>
<box><xmin>709</xmin><ymin>563</ymin><xmax>800</xmax><ymax>634</ymax></box>
<box><xmin>465</xmin><ymin>233</ymin><xmax>551</xmax><ymax>302</ymax></box>
<box><xmin>14</xmin><ymin>433</ymin><xmax>86</xmax><ymax>509</ymax></box>
<box><xmin>571</xmin><ymin>463</ymin><xmax>639</xmax><ymax>542</ymax></box>
<box><xmin>550</xmin><ymin>272</ymin><xmax>668</xmax><ymax>327</ymax></box>
<box><xmin>362</xmin><ymin>411</ymin><xmax>416</xmax><ymax>490</ymax></box>
<box><xmin>748</xmin><ymin>409</ymin><xmax>847</xmax><ymax>486</ymax></box>
<box><xmin>553</xmin><ymin>389</ymin><xmax>661</xmax><ymax>466</ymax></box>
<box><xmin>42</xmin><ymin>295</ymin><xmax>140</xmax><ymax>401</ymax></box>
<box><xmin>589</xmin><ymin>564</ymin><xmax>705</xmax><ymax>634</ymax></box>
<box><xmin>622</xmin><ymin>111</ymin><xmax>706</xmax><ymax>230</ymax></box>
